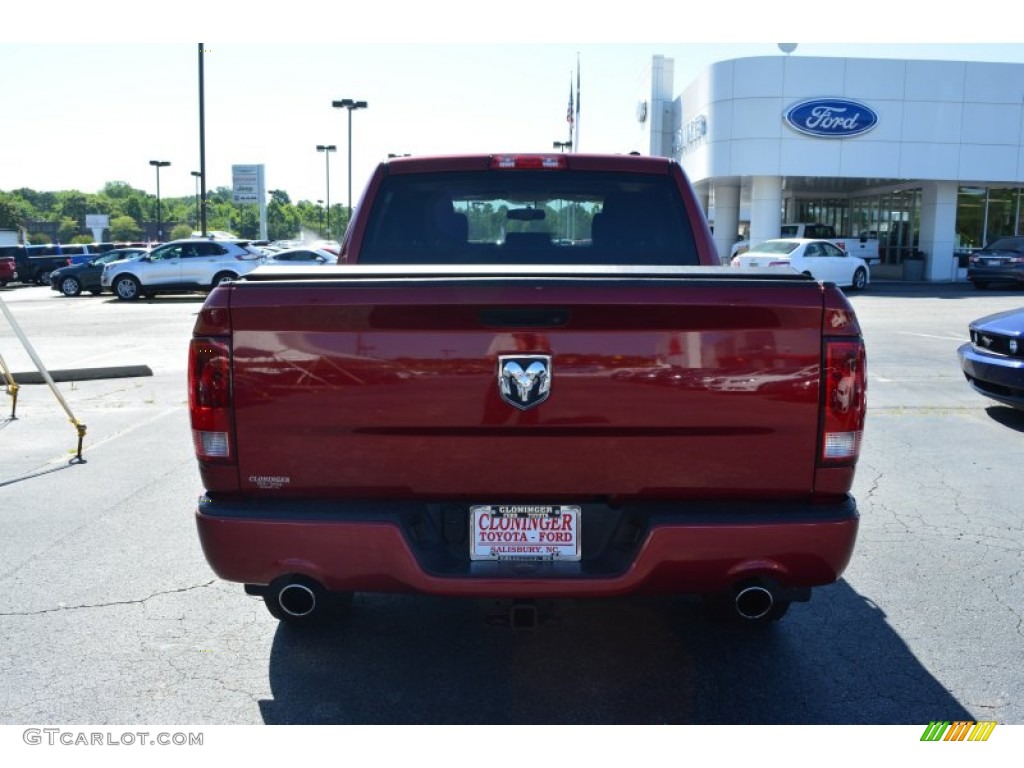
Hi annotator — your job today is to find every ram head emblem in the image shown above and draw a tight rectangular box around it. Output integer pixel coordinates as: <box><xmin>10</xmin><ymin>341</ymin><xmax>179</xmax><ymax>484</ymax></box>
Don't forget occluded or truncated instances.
<box><xmin>498</xmin><ymin>355</ymin><xmax>552</xmax><ymax>410</ymax></box>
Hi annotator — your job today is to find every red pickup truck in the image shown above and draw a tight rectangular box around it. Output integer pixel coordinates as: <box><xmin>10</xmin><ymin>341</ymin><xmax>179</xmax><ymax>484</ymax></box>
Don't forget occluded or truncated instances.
<box><xmin>189</xmin><ymin>153</ymin><xmax>866</xmax><ymax>628</ymax></box>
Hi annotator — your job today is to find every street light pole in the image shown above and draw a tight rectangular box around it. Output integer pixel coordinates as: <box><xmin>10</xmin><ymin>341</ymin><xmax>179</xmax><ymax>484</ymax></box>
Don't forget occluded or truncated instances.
<box><xmin>317</xmin><ymin>200</ymin><xmax>324</xmax><ymax>237</ymax></box>
<box><xmin>149</xmin><ymin>160</ymin><xmax>171</xmax><ymax>241</ymax></box>
<box><xmin>190</xmin><ymin>171</ymin><xmax>202</xmax><ymax>229</ymax></box>
<box><xmin>316</xmin><ymin>145</ymin><xmax>336</xmax><ymax>239</ymax></box>
<box><xmin>553</xmin><ymin>141</ymin><xmax>572</xmax><ymax>152</ymax></box>
<box><xmin>332</xmin><ymin>99</ymin><xmax>368</xmax><ymax>224</ymax></box>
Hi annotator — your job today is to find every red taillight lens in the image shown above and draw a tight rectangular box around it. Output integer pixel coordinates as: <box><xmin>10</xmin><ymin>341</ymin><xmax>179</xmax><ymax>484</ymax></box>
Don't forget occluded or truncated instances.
<box><xmin>189</xmin><ymin>337</ymin><xmax>233</xmax><ymax>461</ymax></box>
<box><xmin>490</xmin><ymin>154</ymin><xmax>567</xmax><ymax>169</ymax></box>
<box><xmin>820</xmin><ymin>339</ymin><xmax>867</xmax><ymax>465</ymax></box>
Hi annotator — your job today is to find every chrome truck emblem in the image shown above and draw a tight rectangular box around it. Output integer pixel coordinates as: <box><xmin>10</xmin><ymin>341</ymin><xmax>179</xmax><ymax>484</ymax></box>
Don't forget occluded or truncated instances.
<box><xmin>498</xmin><ymin>355</ymin><xmax>552</xmax><ymax>410</ymax></box>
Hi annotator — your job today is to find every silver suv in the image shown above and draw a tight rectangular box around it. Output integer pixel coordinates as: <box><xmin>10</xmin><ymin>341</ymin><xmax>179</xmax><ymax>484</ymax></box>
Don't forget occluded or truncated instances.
<box><xmin>101</xmin><ymin>239</ymin><xmax>265</xmax><ymax>301</ymax></box>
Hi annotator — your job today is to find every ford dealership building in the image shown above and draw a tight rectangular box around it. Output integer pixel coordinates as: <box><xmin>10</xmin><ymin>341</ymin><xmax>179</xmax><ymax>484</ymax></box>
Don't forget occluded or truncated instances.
<box><xmin>640</xmin><ymin>54</ymin><xmax>1024</xmax><ymax>280</ymax></box>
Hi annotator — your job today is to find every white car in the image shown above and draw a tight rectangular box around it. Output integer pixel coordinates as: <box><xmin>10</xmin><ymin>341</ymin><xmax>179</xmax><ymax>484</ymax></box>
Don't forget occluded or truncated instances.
<box><xmin>101</xmin><ymin>239</ymin><xmax>265</xmax><ymax>300</ymax></box>
<box><xmin>730</xmin><ymin>238</ymin><xmax>870</xmax><ymax>290</ymax></box>
<box><xmin>262</xmin><ymin>247</ymin><xmax>338</xmax><ymax>265</ymax></box>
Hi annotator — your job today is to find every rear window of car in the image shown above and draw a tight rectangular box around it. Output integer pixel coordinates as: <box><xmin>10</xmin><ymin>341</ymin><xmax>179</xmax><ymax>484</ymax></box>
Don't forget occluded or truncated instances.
<box><xmin>749</xmin><ymin>241</ymin><xmax>799</xmax><ymax>255</ymax></box>
<box><xmin>357</xmin><ymin>170</ymin><xmax>699</xmax><ymax>266</ymax></box>
<box><xmin>985</xmin><ymin>237</ymin><xmax>1024</xmax><ymax>252</ymax></box>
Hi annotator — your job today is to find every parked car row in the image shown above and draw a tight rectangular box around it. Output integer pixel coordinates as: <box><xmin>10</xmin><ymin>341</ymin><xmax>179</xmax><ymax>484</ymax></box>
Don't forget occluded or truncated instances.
<box><xmin>49</xmin><ymin>247</ymin><xmax>149</xmax><ymax>296</ymax></box>
<box><xmin>100</xmin><ymin>239</ymin><xmax>268</xmax><ymax>301</ymax></box>
<box><xmin>0</xmin><ymin>238</ymin><xmax>347</xmax><ymax>300</ymax></box>
<box><xmin>0</xmin><ymin>242</ymin><xmax>152</xmax><ymax>285</ymax></box>
<box><xmin>3</xmin><ymin>238</ymin><xmax>338</xmax><ymax>300</ymax></box>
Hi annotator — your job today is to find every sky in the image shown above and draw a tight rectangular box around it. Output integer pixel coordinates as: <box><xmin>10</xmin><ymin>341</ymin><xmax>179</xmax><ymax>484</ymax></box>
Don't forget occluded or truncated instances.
<box><xmin>2</xmin><ymin>4</ymin><xmax>1023</xmax><ymax>209</ymax></box>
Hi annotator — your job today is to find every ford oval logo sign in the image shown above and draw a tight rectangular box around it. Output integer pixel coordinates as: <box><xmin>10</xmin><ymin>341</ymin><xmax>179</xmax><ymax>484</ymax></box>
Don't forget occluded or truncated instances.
<box><xmin>784</xmin><ymin>98</ymin><xmax>878</xmax><ymax>138</ymax></box>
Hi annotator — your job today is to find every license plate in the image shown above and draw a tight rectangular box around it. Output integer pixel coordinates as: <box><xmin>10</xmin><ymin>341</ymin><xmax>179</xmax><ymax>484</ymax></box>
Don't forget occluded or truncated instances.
<box><xmin>748</xmin><ymin>260</ymin><xmax>760</xmax><ymax>267</ymax></box>
<box><xmin>469</xmin><ymin>505</ymin><xmax>581</xmax><ymax>561</ymax></box>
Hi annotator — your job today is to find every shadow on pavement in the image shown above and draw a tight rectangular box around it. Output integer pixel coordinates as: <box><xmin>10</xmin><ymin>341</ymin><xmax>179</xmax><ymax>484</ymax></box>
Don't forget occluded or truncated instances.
<box><xmin>856</xmin><ymin>282</ymin><xmax>1024</xmax><ymax>300</ymax></box>
<box><xmin>258</xmin><ymin>580</ymin><xmax>973</xmax><ymax>724</ymax></box>
<box><xmin>0</xmin><ymin>457</ymin><xmax>84</xmax><ymax>488</ymax></box>
<box><xmin>985</xmin><ymin>405</ymin><xmax>1024</xmax><ymax>432</ymax></box>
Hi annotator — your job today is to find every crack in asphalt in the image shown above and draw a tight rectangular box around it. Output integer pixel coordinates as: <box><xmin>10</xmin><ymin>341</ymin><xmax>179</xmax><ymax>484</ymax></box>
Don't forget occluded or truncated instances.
<box><xmin>0</xmin><ymin>580</ymin><xmax>217</xmax><ymax>617</ymax></box>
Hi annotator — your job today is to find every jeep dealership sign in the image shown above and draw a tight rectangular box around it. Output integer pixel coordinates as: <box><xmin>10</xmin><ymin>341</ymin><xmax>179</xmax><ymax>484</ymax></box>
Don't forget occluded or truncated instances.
<box><xmin>784</xmin><ymin>98</ymin><xmax>878</xmax><ymax>138</ymax></box>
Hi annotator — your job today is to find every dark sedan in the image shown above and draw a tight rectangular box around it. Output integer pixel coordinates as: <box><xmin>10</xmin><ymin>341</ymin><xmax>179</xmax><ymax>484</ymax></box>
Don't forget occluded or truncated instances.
<box><xmin>967</xmin><ymin>237</ymin><xmax>1024</xmax><ymax>290</ymax></box>
<box><xmin>957</xmin><ymin>307</ymin><xmax>1024</xmax><ymax>410</ymax></box>
<box><xmin>50</xmin><ymin>248</ymin><xmax>148</xmax><ymax>297</ymax></box>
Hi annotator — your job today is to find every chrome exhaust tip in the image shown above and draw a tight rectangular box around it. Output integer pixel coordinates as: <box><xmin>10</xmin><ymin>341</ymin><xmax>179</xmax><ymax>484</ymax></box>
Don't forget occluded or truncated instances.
<box><xmin>734</xmin><ymin>584</ymin><xmax>775</xmax><ymax>621</ymax></box>
<box><xmin>277</xmin><ymin>582</ymin><xmax>317</xmax><ymax>618</ymax></box>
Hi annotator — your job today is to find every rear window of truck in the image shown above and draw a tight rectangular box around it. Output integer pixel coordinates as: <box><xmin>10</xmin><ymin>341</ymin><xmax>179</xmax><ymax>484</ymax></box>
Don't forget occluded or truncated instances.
<box><xmin>358</xmin><ymin>170</ymin><xmax>700</xmax><ymax>266</ymax></box>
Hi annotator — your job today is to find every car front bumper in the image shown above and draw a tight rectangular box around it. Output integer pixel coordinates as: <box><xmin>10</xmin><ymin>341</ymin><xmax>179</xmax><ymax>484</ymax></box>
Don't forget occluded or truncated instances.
<box><xmin>196</xmin><ymin>495</ymin><xmax>859</xmax><ymax>597</ymax></box>
<box><xmin>958</xmin><ymin>341</ymin><xmax>1024</xmax><ymax>409</ymax></box>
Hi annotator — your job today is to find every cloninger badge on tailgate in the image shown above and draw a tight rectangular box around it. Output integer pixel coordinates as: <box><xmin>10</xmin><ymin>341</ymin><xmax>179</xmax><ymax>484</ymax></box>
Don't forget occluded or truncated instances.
<box><xmin>498</xmin><ymin>355</ymin><xmax>552</xmax><ymax>410</ymax></box>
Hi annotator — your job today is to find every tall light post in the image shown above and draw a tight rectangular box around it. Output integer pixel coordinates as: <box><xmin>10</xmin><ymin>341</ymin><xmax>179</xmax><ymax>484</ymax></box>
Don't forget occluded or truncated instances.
<box><xmin>149</xmin><ymin>160</ymin><xmax>171</xmax><ymax>241</ymax></box>
<box><xmin>316</xmin><ymin>145</ymin><xmax>336</xmax><ymax>239</ymax></box>
<box><xmin>553</xmin><ymin>140</ymin><xmax>572</xmax><ymax>152</ymax></box>
<box><xmin>332</xmin><ymin>99</ymin><xmax>368</xmax><ymax>224</ymax></box>
<box><xmin>190</xmin><ymin>171</ymin><xmax>202</xmax><ymax>229</ymax></box>
<box><xmin>317</xmin><ymin>199</ymin><xmax>324</xmax><ymax>237</ymax></box>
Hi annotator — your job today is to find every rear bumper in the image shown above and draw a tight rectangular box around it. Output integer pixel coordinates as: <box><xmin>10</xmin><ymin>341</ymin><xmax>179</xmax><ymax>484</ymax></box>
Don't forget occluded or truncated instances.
<box><xmin>196</xmin><ymin>495</ymin><xmax>859</xmax><ymax>598</ymax></box>
<box><xmin>967</xmin><ymin>266</ymin><xmax>1024</xmax><ymax>284</ymax></box>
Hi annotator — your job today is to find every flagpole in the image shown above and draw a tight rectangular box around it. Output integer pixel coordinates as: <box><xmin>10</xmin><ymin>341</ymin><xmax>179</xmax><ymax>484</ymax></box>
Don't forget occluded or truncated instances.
<box><xmin>574</xmin><ymin>53</ymin><xmax>580</xmax><ymax>152</ymax></box>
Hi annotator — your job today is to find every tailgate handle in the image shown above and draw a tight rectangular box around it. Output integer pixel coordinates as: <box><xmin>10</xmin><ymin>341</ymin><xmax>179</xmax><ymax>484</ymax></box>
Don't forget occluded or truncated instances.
<box><xmin>479</xmin><ymin>308</ymin><xmax>571</xmax><ymax>328</ymax></box>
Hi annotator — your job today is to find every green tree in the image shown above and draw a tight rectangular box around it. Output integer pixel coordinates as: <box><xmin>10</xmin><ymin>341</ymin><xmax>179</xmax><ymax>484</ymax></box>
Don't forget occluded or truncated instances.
<box><xmin>57</xmin><ymin>216</ymin><xmax>79</xmax><ymax>243</ymax></box>
<box><xmin>122</xmin><ymin>194</ymin><xmax>146</xmax><ymax>224</ymax></box>
<box><xmin>109</xmin><ymin>215</ymin><xmax>142</xmax><ymax>241</ymax></box>
<box><xmin>267</xmin><ymin>192</ymin><xmax>300</xmax><ymax>240</ymax></box>
<box><xmin>57</xmin><ymin>191</ymin><xmax>89</xmax><ymax>224</ymax></box>
<box><xmin>102</xmin><ymin>181</ymin><xmax>136</xmax><ymax>199</ymax></box>
<box><xmin>0</xmin><ymin>198</ymin><xmax>21</xmax><ymax>229</ymax></box>
<box><xmin>170</xmin><ymin>223</ymin><xmax>193</xmax><ymax>240</ymax></box>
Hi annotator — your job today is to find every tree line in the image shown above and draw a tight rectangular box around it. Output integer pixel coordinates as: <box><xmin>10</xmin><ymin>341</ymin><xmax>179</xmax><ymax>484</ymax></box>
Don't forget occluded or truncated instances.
<box><xmin>0</xmin><ymin>182</ymin><xmax>350</xmax><ymax>243</ymax></box>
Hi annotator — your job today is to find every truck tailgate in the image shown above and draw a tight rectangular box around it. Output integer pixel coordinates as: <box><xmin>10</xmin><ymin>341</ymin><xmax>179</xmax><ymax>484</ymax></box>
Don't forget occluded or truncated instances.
<box><xmin>223</xmin><ymin>271</ymin><xmax>826</xmax><ymax>500</ymax></box>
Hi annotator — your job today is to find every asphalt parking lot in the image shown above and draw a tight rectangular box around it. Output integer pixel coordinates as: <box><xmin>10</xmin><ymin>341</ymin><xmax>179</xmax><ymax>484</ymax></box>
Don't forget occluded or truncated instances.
<box><xmin>1</xmin><ymin>279</ymin><xmax>1022</xmax><ymax>730</ymax></box>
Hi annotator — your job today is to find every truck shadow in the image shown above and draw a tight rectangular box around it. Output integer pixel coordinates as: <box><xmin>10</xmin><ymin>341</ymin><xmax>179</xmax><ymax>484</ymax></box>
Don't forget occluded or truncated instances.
<box><xmin>258</xmin><ymin>580</ymin><xmax>972</xmax><ymax>724</ymax></box>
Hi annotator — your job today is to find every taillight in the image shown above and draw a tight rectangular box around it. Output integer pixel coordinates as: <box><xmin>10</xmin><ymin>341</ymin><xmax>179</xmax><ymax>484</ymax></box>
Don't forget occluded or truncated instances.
<box><xmin>189</xmin><ymin>337</ymin><xmax>233</xmax><ymax>461</ymax></box>
<box><xmin>820</xmin><ymin>339</ymin><xmax>867</xmax><ymax>465</ymax></box>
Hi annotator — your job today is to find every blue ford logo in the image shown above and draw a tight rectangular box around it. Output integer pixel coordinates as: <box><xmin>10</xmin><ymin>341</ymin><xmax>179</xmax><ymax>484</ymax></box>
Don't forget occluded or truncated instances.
<box><xmin>784</xmin><ymin>98</ymin><xmax>877</xmax><ymax>138</ymax></box>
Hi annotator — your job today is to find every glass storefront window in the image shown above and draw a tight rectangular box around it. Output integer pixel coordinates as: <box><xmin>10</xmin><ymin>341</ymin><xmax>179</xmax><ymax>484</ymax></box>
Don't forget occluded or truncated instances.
<box><xmin>985</xmin><ymin>188</ymin><xmax>1020</xmax><ymax>245</ymax></box>
<box><xmin>956</xmin><ymin>187</ymin><xmax>986</xmax><ymax>251</ymax></box>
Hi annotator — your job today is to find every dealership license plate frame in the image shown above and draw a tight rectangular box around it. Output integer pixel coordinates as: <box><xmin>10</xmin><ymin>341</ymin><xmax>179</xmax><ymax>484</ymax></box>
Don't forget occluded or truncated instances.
<box><xmin>469</xmin><ymin>505</ymin><xmax>581</xmax><ymax>562</ymax></box>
